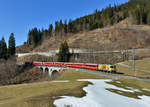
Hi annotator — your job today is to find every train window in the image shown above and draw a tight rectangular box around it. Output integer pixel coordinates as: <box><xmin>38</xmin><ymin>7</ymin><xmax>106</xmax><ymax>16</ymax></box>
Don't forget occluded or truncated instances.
<box><xmin>110</xmin><ymin>66</ymin><xmax>115</xmax><ymax>68</ymax></box>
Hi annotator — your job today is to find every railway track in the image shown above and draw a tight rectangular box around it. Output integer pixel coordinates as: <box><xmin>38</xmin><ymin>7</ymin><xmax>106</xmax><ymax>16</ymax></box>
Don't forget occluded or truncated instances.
<box><xmin>69</xmin><ymin>68</ymin><xmax>150</xmax><ymax>83</ymax></box>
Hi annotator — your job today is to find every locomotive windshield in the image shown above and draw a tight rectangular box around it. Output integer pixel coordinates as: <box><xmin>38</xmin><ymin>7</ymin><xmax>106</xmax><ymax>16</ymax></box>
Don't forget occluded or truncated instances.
<box><xmin>110</xmin><ymin>65</ymin><xmax>116</xmax><ymax>68</ymax></box>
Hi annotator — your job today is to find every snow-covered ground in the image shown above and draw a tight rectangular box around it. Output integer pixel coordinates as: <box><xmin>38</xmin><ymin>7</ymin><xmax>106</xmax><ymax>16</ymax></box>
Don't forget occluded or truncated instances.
<box><xmin>51</xmin><ymin>80</ymin><xmax>69</xmax><ymax>83</ymax></box>
<box><xmin>54</xmin><ymin>79</ymin><xmax>150</xmax><ymax>107</ymax></box>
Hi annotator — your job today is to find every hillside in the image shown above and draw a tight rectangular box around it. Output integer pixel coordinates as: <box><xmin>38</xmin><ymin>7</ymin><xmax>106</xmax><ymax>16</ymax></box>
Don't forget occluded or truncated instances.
<box><xmin>32</xmin><ymin>18</ymin><xmax>150</xmax><ymax>52</ymax></box>
<box><xmin>16</xmin><ymin>0</ymin><xmax>150</xmax><ymax>53</ymax></box>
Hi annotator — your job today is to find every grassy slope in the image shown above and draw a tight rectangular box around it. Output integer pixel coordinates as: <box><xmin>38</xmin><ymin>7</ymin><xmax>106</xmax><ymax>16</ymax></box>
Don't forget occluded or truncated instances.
<box><xmin>0</xmin><ymin>70</ymin><xmax>150</xmax><ymax>107</ymax></box>
<box><xmin>0</xmin><ymin>70</ymin><xmax>104</xmax><ymax>107</ymax></box>
<box><xmin>123</xmin><ymin>58</ymin><xmax>150</xmax><ymax>71</ymax></box>
<box><xmin>116</xmin><ymin>64</ymin><xmax>150</xmax><ymax>77</ymax></box>
<box><xmin>116</xmin><ymin>57</ymin><xmax>150</xmax><ymax>78</ymax></box>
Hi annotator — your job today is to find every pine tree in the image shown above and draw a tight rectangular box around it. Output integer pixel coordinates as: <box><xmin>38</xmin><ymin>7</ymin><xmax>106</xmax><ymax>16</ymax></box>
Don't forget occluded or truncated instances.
<box><xmin>68</xmin><ymin>19</ymin><xmax>73</xmax><ymax>33</ymax></box>
<box><xmin>27</xmin><ymin>28</ymin><xmax>42</xmax><ymax>46</ymax></box>
<box><xmin>55</xmin><ymin>21</ymin><xmax>59</xmax><ymax>35</ymax></box>
<box><xmin>59</xmin><ymin>20</ymin><xmax>63</xmax><ymax>28</ymax></box>
<box><xmin>0</xmin><ymin>40</ymin><xmax>3</xmax><ymax>59</ymax></box>
<box><xmin>32</xmin><ymin>28</ymin><xmax>39</xmax><ymax>46</ymax></box>
<box><xmin>49</xmin><ymin>24</ymin><xmax>53</xmax><ymax>36</ymax></box>
<box><xmin>0</xmin><ymin>37</ymin><xmax>8</xmax><ymax>59</ymax></box>
<box><xmin>1</xmin><ymin>37</ymin><xmax>7</xmax><ymax>59</ymax></box>
<box><xmin>8</xmin><ymin>33</ymin><xmax>16</xmax><ymax>57</ymax></box>
<box><xmin>58</xmin><ymin>41</ymin><xmax>70</xmax><ymax>62</ymax></box>
<box><xmin>64</xmin><ymin>19</ymin><xmax>68</xmax><ymax>34</ymax></box>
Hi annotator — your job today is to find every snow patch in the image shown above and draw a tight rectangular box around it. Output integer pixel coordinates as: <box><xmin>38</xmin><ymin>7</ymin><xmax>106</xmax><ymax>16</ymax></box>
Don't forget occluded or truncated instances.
<box><xmin>54</xmin><ymin>79</ymin><xmax>150</xmax><ymax>107</ymax></box>
<box><xmin>143</xmin><ymin>88</ymin><xmax>150</xmax><ymax>92</ymax></box>
<box><xmin>116</xmin><ymin>81</ymin><xmax>121</xmax><ymax>84</ymax></box>
<box><xmin>125</xmin><ymin>86</ymin><xmax>141</xmax><ymax>92</ymax></box>
<box><xmin>51</xmin><ymin>80</ymin><xmax>69</xmax><ymax>83</ymax></box>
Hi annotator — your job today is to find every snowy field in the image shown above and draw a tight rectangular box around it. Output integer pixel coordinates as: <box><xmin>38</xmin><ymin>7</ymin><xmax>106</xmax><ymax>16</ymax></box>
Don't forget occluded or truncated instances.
<box><xmin>54</xmin><ymin>79</ymin><xmax>150</xmax><ymax>107</ymax></box>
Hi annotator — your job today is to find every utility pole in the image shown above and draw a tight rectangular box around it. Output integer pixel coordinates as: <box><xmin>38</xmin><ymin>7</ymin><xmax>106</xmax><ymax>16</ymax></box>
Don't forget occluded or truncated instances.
<box><xmin>132</xmin><ymin>48</ymin><xmax>136</xmax><ymax>76</ymax></box>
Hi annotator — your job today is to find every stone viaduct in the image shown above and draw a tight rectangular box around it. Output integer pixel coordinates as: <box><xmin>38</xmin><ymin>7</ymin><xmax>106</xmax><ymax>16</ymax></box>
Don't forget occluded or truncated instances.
<box><xmin>37</xmin><ymin>65</ymin><xmax>65</xmax><ymax>76</ymax></box>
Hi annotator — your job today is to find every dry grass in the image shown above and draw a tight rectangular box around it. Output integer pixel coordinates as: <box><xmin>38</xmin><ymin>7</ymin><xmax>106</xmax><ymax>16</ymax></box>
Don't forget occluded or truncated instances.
<box><xmin>11</xmin><ymin>67</ymin><xmax>50</xmax><ymax>84</ymax></box>
<box><xmin>116</xmin><ymin>57</ymin><xmax>150</xmax><ymax>78</ymax></box>
<box><xmin>57</xmin><ymin>70</ymin><xmax>106</xmax><ymax>81</ymax></box>
<box><xmin>0</xmin><ymin>70</ymin><xmax>104</xmax><ymax>107</ymax></box>
<box><xmin>0</xmin><ymin>68</ymin><xmax>150</xmax><ymax>107</ymax></box>
<box><xmin>116</xmin><ymin>64</ymin><xmax>150</xmax><ymax>78</ymax></box>
<box><xmin>0</xmin><ymin>81</ymin><xmax>88</xmax><ymax>107</ymax></box>
<box><xmin>123</xmin><ymin>58</ymin><xmax>150</xmax><ymax>71</ymax></box>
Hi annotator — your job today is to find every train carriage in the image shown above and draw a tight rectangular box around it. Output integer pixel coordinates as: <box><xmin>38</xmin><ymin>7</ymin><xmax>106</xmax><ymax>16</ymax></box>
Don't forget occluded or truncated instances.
<box><xmin>29</xmin><ymin>62</ymin><xmax>117</xmax><ymax>73</ymax></box>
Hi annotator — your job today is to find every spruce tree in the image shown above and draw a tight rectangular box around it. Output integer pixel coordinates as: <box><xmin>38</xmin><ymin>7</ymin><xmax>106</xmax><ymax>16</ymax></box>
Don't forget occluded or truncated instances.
<box><xmin>8</xmin><ymin>33</ymin><xmax>16</xmax><ymax>57</ymax></box>
<box><xmin>0</xmin><ymin>37</ymin><xmax>7</xmax><ymax>59</ymax></box>
<box><xmin>32</xmin><ymin>28</ymin><xmax>39</xmax><ymax>46</ymax></box>
<box><xmin>58</xmin><ymin>41</ymin><xmax>70</xmax><ymax>62</ymax></box>
<box><xmin>27</xmin><ymin>28</ymin><xmax>42</xmax><ymax>46</ymax></box>
<box><xmin>68</xmin><ymin>19</ymin><xmax>73</xmax><ymax>33</ymax></box>
<box><xmin>1</xmin><ymin>37</ymin><xmax>7</xmax><ymax>59</ymax></box>
<box><xmin>0</xmin><ymin>40</ymin><xmax>2</xmax><ymax>59</ymax></box>
<box><xmin>64</xmin><ymin>19</ymin><xmax>68</xmax><ymax>34</ymax></box>
<box><xmin>49</xmin><ymin>24</ymin><xmax>53</xmax><ymax>35</ymax></box>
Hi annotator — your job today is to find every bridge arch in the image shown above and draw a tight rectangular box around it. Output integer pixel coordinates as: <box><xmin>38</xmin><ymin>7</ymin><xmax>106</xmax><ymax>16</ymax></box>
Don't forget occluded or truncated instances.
<box><xmin>45</xmin><ymin>68</ymin><xmax>49</xmax><ymax>73</ymax></box>
<box><xmin>40</xmin><ymin>67</ymin><xmax>43</xmax><ymax>71</ymax></box>
<box><xmin>51</xmin><ymin>70</ymin><xmax>59</xmax><ymax>78</ymax></box>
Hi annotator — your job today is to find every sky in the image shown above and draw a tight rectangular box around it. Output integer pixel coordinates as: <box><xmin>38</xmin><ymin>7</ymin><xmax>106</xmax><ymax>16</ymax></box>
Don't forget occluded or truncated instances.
<box><xmin>0</xmin><ymin>0</ymin><xmax>129</xmax><ymax>46</ymax></box>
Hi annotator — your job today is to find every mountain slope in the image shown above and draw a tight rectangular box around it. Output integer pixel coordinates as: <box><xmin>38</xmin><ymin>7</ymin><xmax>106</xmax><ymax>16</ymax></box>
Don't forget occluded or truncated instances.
<box><xmin>16</xmin><ymin>0</ymin><xmax>150</xmax><ymax>53</ymax></box>
<box><xmin>32</xmin><ymin>18</ymin><xmax>150</xmax><ymax>52</ymax></box>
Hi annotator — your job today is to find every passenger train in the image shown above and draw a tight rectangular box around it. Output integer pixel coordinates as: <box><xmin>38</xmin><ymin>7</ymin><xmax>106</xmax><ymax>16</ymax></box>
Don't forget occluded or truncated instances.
<box><xmin>27</xmin><ymin>62</ymin><xmax>117</xmax><ymax>73</ymax></box>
